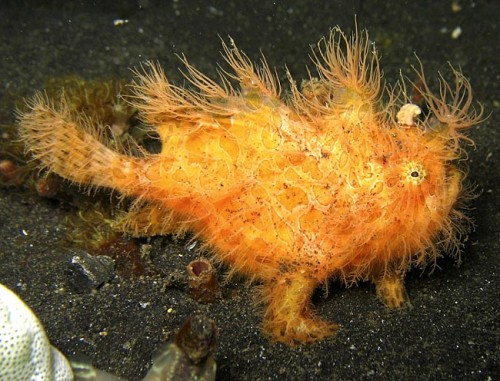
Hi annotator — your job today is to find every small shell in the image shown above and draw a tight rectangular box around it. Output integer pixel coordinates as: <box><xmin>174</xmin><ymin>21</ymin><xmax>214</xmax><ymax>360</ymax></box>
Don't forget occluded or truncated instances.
<box><xmin>0</xmin><ymin>159</ymin><xmax>20</xmax><ymax>185</ymax></box>
<box><xmin>35</xmin><ymin>173</ymin><xmax>62</xmax><ymax>198</ymax></box>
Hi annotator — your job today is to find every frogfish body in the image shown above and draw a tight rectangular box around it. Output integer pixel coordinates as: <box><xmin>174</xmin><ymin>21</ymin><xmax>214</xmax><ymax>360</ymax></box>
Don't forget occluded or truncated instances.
<box><xmin>19</xmin><ymin>28</ymin><xmax>482</xmax><ymax>344</ymax></box>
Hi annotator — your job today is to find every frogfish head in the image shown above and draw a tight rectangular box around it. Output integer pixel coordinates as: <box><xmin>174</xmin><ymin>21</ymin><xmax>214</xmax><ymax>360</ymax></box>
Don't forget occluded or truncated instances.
<box><xmin>353</xmin><ymin>66</ymin><xmax>483</xmax><ymax>273</ymax></box>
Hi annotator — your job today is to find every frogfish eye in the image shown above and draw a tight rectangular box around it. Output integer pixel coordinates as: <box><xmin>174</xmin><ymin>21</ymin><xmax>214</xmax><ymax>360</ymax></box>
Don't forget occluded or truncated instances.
<box><xmin>403</xmin><ymin>161</ymin><xmax>427</xmax><ymax>185</ymax></box>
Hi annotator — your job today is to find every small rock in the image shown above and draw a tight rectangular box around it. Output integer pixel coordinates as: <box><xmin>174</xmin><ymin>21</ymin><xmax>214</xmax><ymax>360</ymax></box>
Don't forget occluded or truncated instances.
<box><xmin>66</xmin><ymin>250</ymin><xmax>115</xmax><ymax>292</ymax></box>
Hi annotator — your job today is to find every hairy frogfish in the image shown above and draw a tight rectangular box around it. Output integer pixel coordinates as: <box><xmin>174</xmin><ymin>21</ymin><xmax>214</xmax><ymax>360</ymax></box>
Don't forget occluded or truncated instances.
<box><xmin>18</xmin><ymin>27</ymin><xmax>483</xmax><ymax>345</ymax></box>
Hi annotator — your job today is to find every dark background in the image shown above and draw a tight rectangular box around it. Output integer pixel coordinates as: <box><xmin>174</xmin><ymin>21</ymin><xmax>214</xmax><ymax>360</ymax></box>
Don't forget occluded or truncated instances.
<box><xmin>0</xmin><ymin>1</ymin><xmax>498</xmax><ymax>380</ymax></box>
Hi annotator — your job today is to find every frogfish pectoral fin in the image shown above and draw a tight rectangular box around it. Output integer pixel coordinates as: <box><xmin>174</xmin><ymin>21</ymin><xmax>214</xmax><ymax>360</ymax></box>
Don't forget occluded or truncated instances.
<box><xmin>261</xmin><ymin>272</ymin><xmax>338</xmax><ymax>345</ymax></box>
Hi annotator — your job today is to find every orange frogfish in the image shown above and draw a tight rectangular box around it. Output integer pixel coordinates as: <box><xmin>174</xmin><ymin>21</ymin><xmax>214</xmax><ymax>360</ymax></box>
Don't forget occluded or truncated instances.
<box><xmin>18</xmin><ymin>27</ymin><xmax>482</xmax><ymax>345</ymax></box>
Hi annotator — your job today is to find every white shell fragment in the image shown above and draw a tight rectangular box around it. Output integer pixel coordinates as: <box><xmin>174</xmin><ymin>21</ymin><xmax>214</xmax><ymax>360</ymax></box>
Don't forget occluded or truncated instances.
<box><xmin>396</xmin><ymin>103</ymin><xmax>422</xmax><ymax>126</ymax></box>
<box><xmin>0</xmin><ymin>283</ymin><xmax>73</xmax><ymax>381</ymax></box>
<box><xmin>451</xmin><ymin>26</ymin><xmax>462</xmax><ymax>39</ymax></box>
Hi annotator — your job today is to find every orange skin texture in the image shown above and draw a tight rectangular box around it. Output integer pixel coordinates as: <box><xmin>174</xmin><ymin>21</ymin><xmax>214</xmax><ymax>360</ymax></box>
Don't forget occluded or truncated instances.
<box><xmin>18</xmin><ymin>28</ymin><xmax>482</xmax><ymax>345</ymax></box>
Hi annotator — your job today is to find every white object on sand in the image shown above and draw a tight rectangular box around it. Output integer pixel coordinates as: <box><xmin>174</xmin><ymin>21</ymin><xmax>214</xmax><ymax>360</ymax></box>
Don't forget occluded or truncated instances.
<box><xmin>0</xmin><ymin>283</ymin><xmax>73</xmax><ymax>381</ymax></box>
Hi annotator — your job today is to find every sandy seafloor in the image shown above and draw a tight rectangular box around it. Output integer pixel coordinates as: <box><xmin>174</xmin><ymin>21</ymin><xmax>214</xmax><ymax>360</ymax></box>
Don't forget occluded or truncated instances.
<box><xmin>0</xmin><ymin>1</ymin><xmax>499</xmax><ymax>380</ymax></box>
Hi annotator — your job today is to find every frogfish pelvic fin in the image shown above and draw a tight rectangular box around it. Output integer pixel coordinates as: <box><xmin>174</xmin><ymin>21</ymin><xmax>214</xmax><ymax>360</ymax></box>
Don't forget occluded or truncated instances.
<box><xmin>18</xmin><ymin>27</ymin><xmax>483</xmax><ymax>345</ymax></box>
